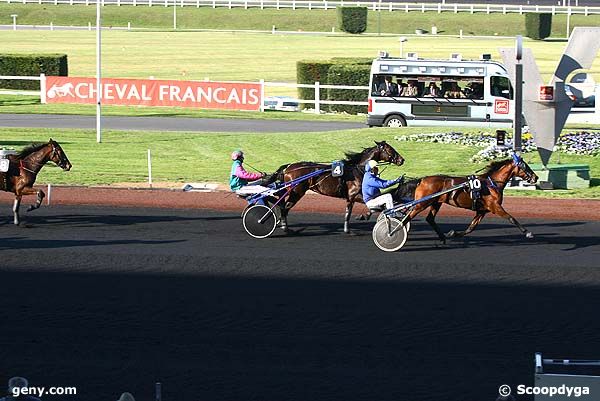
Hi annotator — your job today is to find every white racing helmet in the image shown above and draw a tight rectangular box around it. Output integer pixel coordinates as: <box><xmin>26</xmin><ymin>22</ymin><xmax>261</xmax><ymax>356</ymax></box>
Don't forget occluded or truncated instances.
<box><xmin>365</xmin><ymin>159</ymin><xmax>379</xmax><ymax>172</ymax></box>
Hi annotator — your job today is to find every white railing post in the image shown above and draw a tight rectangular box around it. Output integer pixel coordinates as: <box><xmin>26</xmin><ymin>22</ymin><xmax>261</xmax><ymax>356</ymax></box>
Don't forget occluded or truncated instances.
<box><xmin>259</xmin><ymin>79</ymin><xmax>265</xmax><ymax>112</ymax></box>
<box><xmin>40</xmin><ymin>74</ymin><xmax>47</xmax><ymax>104</ymax></box>
<box><xmin>552</xmin><ymin>5</ymin><xmax>555</xmax><ymax>15</ymax></box>
<box><xmin>314</xmin><ymin>81</ymin><xmax>320</xmax><ymax>114</ymax></box>
<box><xmin>323</xmin><ymin>0</ymin><xmax>327</xmax><ymax>10</ymax></box>
<box><xmin>486</xmin><ymin>4</ymin><xmax>489</xmax><ymax>14</ymax></box>
<box><xmin>585</xmin><ymin>6</ymin><xmax>588</xmax><ymax>16</ymax></box>
<box><xmin>421</xmin><ymin>3</ymin><xmax>424</xmax><ymax>12</ymax></box>
<box><xmin>307</xmin><ymin>0</ymin><xmax>310</xmax><ymax>10</ymax></box>
<box><xmin>519</xmin><ymin>4</ymin><xmax>522</xmax><ymax>14</ymax></box>
<box><xmin>470</xmin><ymin>4</ymin><xmax>473</xmax><ymax>14</ymax></box>
<box><xmin>437</xmin><ymin>3</ymin><xmax>440</xmax><ymax>13</ymax></box>
<box><xmin>276</xmin><ymin>0</ymin><xmax>279</xmax><ymax>9</ymax></box>
<box><xmin>228</xmin><ymin>0</ymin><xmax>231</xmax><ymax>9</ymax></box>
<box><xmin>454</xmin><ymin>4</ymin><xmax>457</xmax><ymax>13</ymax></box>
<box><xmin>388</xmin><ymin>2</ymin><xmax>391</xmax><ymax>12</ymax></box>
<box><xmin>503</xmin><ymin>5</ymin><xmax>506</xmax><ymax>14</ymax></box>
<box><xmin>291</xmin><ymin>0</ymin><xmax>294</xmax><ymax>9</ymax></box>
<box><xmin>404</xmin><ymin>3</ymin><xmax>407</xmax><ymax>12</ymax></box>
<box><xmin>260</xmin><ymin>0</ymin><xmax>263</xmax><ymax>9</ymax></box>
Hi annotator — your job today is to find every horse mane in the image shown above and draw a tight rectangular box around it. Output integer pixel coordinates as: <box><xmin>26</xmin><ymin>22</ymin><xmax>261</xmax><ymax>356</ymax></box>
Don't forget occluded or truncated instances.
<box><xmin>344</xmin><ymin>146</ymin><xmax>373</xmax><ymax>166</ymax></box>
<box><xmin>17</xmin><ymin>143</ymin><xmax>48</xmax><ymax>158</ymax></box>
<box><xmin>483</xmin><ymin>158</ymin><xmax>512</xmax><ymax>175</ymax></box>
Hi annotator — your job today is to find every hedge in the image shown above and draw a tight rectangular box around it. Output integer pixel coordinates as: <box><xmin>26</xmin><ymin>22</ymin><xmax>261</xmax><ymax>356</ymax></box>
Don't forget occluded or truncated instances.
<box><xmin>296</xmin><ymin>60</ymin><xmax>338</xmax><ymax>110</ymax></box>
<box><xmin>326</xmin><ymin>64</ymin><xmax>370</xmax><ymax>114</ymax></box>
<box><xmin>336</xmin><ymin>7</ymin><xmax>368</xmax><ymax>34</ymax></box>
<box><xmin>330</xmin><ymin>57</ymin><xmax>373</xmax><ymax>65</ymax></box>
<box><xmin>525</xmin><ymin>13</ymin><xmax>552</xmax><ymax>40</ymax></box>
<box><xmin>0</xmin><ymin>54</ymin><xmax>68</xmax><ymax>90</ymax></box>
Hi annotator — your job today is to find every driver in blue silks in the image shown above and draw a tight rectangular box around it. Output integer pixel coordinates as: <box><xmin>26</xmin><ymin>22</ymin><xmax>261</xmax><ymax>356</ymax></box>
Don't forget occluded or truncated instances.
<box><xmin>362</xmin><ymin>160</ymin><xmax>403</xmax><ymax>211</ymax></box>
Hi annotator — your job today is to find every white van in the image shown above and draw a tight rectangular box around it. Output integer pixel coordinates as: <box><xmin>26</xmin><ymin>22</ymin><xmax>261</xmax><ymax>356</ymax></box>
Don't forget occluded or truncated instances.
<box><xmin>263</xmin><ymin>96</ymin><xmax>300</xmax><ymax>112</ymax></box>
<box><xmin>368</xmin><ymin>53</ymin><xmax>514</xmax><ymax>128</ymax></box>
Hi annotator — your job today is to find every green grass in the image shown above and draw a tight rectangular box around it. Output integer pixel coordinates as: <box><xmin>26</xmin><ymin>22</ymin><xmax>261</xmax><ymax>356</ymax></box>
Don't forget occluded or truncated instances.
<box><xmin>0</xmin><ymin>127</ymin><xmax>597</xmax><ymax>198</ymax></box>
<box><xmin>0</xmin><ymin>95</ymin><xmax>364</xmax><ymax>121</ymax></box>
<box><xmin>0</xmin><ymin>4</ymin><xmax>598</xmax><ymax>37</ymax></box>
<box><xmin>1</xmin><ymin>30</ymin><xmax>599</xmax><ymax>93</ymax></box>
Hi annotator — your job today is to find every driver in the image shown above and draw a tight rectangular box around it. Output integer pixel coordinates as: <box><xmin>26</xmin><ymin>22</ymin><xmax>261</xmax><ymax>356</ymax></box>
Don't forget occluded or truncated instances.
<box><xmin>362</xmin><ymin>160</ymin><xmax>403</xmax><ymax>211</ymax></box>
<box><xmin>229</xmin><ymin>149</ymin><xmax>268</xmax><ymax>195</ymax></box>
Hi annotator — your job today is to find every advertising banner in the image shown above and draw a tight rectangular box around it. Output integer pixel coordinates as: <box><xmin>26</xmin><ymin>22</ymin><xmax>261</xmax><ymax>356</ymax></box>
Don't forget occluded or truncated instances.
<box><xmin>45</xmin><ymin>76</ymin><xmax>262</xmax><ymax>111</ymax></box>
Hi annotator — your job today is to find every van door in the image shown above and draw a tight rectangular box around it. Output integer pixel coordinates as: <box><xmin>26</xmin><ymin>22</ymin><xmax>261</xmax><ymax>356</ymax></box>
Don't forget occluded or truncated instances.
<box><xmin>488</xmin><ymin>76</ymin><xmax>514</xmax><ymax>127</ymax></box>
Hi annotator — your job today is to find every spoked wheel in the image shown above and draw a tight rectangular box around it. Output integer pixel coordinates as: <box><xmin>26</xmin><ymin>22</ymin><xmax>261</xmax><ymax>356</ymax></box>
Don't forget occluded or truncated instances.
<box><xmin>243</xmin><ymin>205</ymin><xmax>277</xmax><ymax>239</ymax></box>
<box><xmin>376</xmin><ymin>212</ymin><xmax>410</xmax><ymax>232</ymax></box>
<box><xmin>372</xmin><ymin>217</ymin><xmax>409</xmax><ymax>252</ymax></box>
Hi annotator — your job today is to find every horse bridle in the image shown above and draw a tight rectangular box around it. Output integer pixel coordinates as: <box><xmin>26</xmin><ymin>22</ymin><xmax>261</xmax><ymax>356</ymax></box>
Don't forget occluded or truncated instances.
<box><xmin>376</xmin><ymin>143</ymin><xmax>401</xmax><ymax>165</ymax></box>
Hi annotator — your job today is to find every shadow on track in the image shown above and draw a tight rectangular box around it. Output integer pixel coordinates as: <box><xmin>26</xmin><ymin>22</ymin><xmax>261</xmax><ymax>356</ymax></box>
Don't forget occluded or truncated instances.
<box><xmin>2</xmin><ymin>270</ymin><xmax>600</xmax><ymax>401</ymax></box>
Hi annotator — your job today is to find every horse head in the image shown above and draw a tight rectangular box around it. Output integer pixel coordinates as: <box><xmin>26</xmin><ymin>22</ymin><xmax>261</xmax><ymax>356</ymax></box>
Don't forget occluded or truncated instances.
<box><xmin>511</xmin><ymin>153</ymin><xmax>537</xmax><ymax>184</ymax></box>
<box><xmin>48</xmin><ymin>139</ymin><xmax>72</xmax><ymax>171</ymax></box>
<box><xmin>373</xmin><ymin>141</ymin><xmax>405</xmax><ymax>166</ymax></box>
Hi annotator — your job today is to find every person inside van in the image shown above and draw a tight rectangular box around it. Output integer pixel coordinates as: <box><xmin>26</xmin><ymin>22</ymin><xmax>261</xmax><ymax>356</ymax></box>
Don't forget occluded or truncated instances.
<box><xmin>445</xmin><ymin>82</ymin><xmax>466</xmax><ymax>99</ymax></box>
<box><xmin>403</xmin><ymin>80</ymin><xmax>419</xmax><ymax>97</ymax></box>
<box><xmin>424</xmin><ymin>82</ymin><xmax>441</xmax><ymax>97</ymax></box>
<box><xmin>378</xmin><ymin>76</ymin><xmax>400</xmax><ymax>97</ymax></box>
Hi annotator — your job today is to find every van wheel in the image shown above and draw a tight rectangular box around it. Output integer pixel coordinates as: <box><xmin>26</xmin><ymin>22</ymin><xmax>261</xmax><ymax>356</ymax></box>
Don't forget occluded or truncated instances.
<box><xmin>383</xmin><ymin>115</ymin><xmax>407</xmax><ymax>127</ymax></box>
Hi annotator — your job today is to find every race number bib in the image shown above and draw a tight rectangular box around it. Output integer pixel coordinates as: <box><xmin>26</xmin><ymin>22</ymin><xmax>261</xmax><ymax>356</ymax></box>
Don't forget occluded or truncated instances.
<box><xmin>467</xmin><ymin>176</ymin><xmax>481</xmax><ymax>191</ymax></box>
<box><xmin>331</xmin><ymin>160</ymin><xmax>344</xmax><ymax>177</ymax></box>
<box><xmin>0</xmin><ymin>159</ymin><xmax>9</xmax><ymax>173</ymax></box>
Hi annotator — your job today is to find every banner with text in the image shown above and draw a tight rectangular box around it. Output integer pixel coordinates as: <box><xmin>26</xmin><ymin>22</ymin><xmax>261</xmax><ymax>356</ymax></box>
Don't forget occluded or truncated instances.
<box><xmin>45</xmin><ymin>76</ymin><xmax>262</xmax><ymax>111</ymax></box>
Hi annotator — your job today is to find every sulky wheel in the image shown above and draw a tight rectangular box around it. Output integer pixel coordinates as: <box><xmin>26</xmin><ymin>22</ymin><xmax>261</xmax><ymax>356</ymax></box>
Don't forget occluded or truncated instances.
<box><xmin>377</xmin><ymin>212</ymin><xmax>410</xmax><ymax>232</ymax></box>
<box><xmin>243</xmin><ymin>204</ymin><xmax>277</xmax><ymax>239</ymax></box>
<box><xmin>372</xmin><ymin>217</ymin><xmax>409</xmax><ymax>252</ymax></box>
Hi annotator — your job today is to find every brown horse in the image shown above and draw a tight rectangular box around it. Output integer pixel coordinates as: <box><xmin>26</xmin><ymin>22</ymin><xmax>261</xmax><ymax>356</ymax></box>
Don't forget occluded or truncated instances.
<box><xmin>1</xmin><ymin>139</ymin><xmax>72</xmax><ymax>225</ymax></box>
<box><xmin>275</xmin><ymin>141</ymin><xmax>405</xmax><ymax>233</ymax></box>
<box><xmin>395</xmin><ymin>154</ymin><xmax>538</xmax><ymax>243</ymax></box>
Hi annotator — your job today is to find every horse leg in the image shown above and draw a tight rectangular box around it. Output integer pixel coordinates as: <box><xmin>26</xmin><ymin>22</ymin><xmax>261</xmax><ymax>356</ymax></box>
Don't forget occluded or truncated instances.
<box><xmin>447</xmin><ymin>211</ymin><xmax>487</xmax><ymax>238</ymax></box>
<box><xmin>344</xmin><ymin>201</ymin><xmax>354</xmax><ymax>234</ymax></box>
<box><xmin>26</xmin><ymin>188</ymin><xmax>46</xmax><ymax>212</ymax></box>
<box><xmin>424</xmin><ymin>202</ymin><xmax>447</xmax><ymax>244</ymax></box>
<box><xmin>489</xmin><ymin>204</ymin><xmax>533</xmax><ymax>239</ymax></box>
<box><xmin>13</xmin><ymin>195</ymin><xmax>22</xmax><ymax>225</ymax></box>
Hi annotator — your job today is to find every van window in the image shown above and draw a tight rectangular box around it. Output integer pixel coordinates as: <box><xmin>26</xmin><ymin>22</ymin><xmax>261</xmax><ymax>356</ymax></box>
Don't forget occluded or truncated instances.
<box><xmin>490</xmin><ymin>76</ymin><xmax>513</xmax><ymax>99</ymax></box>
<box><xmin>372</xmin><ymin>74</ymin><xmax>483</xmax><ymax>99</ymax></box>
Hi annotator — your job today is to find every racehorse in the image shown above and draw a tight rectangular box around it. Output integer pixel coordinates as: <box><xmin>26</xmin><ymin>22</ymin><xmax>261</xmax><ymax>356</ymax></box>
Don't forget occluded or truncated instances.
<box><xmin>394</xmin><ymin>153</ymin><xmax>538</xmax><ymax>243</ymax></box>
<box><xmin>274</xmin><ymin>141</ymin><xmax>405</xmax><ymax>233</ymax></box>
<box><xmin>1</xmin><ymin>139</ymin><xmax>72</xmax><ymax>225</ymax></box>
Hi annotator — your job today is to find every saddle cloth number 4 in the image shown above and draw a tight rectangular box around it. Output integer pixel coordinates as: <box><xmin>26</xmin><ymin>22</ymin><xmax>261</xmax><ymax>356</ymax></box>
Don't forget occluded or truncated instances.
<box><xmin>331</xmin><ymin>160</ymin><xmax>344</xmax><ymax>177</ymax></box>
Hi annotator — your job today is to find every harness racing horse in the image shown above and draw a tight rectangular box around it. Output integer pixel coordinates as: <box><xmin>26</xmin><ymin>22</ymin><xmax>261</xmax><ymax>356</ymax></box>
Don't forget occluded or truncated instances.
<box><xmin>275</xmin><ymin>141</ymin><xmax>405</xmax><ymax>233</ymax></box>
<box><xmin>395</xmin><ymin>153</ymin><xmax>538</xmax><ymax>243</ymax></box>
<box><xmin>1</xmin><ymin>139</ymin><xmax>72</xmax><ymax>225</ymax></box>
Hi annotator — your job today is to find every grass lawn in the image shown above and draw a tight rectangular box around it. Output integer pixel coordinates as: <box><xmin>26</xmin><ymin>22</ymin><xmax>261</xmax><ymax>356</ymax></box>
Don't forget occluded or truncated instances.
<box><xmin>0</xmin><ymin>127</ymin><xmax>597</xmax><ymax>198</ymax></box>
<box><xmin>1</xmin><ymin>30</ymin><xmax>599</xmax><ymax>86</ymax></box>
<box><xmin>0</xmin><ymin>95</ymin><xmax>365</xmax><ymax>121</ymax></box>
<box><xmin>0</xmin><ymin>4</ymin><xmax>598</xmax><ymax>37</ymax></box>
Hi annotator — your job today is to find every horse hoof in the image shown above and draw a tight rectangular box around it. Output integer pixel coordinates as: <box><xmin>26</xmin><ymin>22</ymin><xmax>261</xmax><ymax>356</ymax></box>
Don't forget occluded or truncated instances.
<box><xmin>27</xmin><ymin>206</ymin><xmax>36</xmax><ymax>212</ymax></box>
<box><xmin>446</xmin><ymin>230</ymin><xmax>456</xmax><ymax>238</ymax></box>
<box><xmin>355</xmin><ymin>215</ymin><xmax>366</xmax><ymax>221</ymax></box>
<box><xmin>525</xmin><ymin>231</ymin><xmax>534</xmax><ymax>239</ymax></box>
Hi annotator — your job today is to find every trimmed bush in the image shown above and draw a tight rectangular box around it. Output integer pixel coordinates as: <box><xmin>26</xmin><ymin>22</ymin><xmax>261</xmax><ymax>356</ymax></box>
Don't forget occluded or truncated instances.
<box><xmin>337</xmin><ymin>7</ymin><xmax>368</xmax><ymax>34</ymax></box>
<box><xmin>330</xmin><ymin>57</ymin><xmax>373</xmax><ymax>65</ymax></box>
<box><xmin>525</xmin><ymin>13</ymin><xmax>552</xmax><ymax>40</ymax></box>
<box><xmin>0</xmin><ymin>54</ymin><xmax>68</xmax><ymax>90</ymax></box>
<box><xmin>326</xmin><ymin>64</ymin><xmax>370</xmax><ymax>114</ymax></box>
<box><xmin>296</xmin><ymin>60</ymin><xmax>337</xmax><ymax>110</ymax></box>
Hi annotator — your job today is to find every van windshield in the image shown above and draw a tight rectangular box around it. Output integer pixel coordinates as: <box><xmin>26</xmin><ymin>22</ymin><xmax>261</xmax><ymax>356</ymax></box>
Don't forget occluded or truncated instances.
<box><xmin>372</xmin><ymin>74</ymin><xmax>484</xmax><ymax>100</ymax></box>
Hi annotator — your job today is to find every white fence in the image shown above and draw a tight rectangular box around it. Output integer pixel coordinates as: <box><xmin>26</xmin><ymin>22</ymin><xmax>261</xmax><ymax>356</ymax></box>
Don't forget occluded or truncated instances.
<box><xmin>2</xmin><ymin>0</ymin><xmax>600</xmax><ymax>15</ymax></box>
<box><xmin>0</xmin><ymin>75</ymin><xmax>367</xmax><ymax>114</ymax></box>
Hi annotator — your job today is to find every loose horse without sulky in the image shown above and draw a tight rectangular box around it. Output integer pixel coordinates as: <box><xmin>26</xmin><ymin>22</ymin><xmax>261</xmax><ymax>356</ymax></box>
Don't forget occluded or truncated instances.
<box><xmin>1</xmin><ymin>139</ymin><xmax>72</xmax><ymax>225</ymax></box>
<box><xmin>394</xmin><ymin>153</ymin><xmax>538</xmax><ymax>243</ymax></box>
<box><xmin>273</xmin><ymin>141</ymin><xmax>405</xmax><ymax>233</ymax></box>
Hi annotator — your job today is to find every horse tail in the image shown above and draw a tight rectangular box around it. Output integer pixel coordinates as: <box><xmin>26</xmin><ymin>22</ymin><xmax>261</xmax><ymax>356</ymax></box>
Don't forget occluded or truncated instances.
<box><xmin>393</xmin><ymin>178</ymin><xmax>421</xmax><ymax>203</ymax></box>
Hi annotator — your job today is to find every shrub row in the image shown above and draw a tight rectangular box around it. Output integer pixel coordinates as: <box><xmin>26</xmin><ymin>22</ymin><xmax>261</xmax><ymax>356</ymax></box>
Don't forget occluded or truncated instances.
<box><xmin>297</xmin><ymin>58</ymin><xmax>371</xmax><ymax>114</ymax></box>
<box><xmin>525</xmin><ymin>13</ymin><xmax>552</xmax><ymax>40</ymax></box>
<box><xmin>336</xmin><ymin>6</ymin><xmax>368</xmax><ymax>34</ymax></box>
<box><xmin>0</xmin><ymin>54</ymin><xmax>68</xmax><ymax>90</ymax></box>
